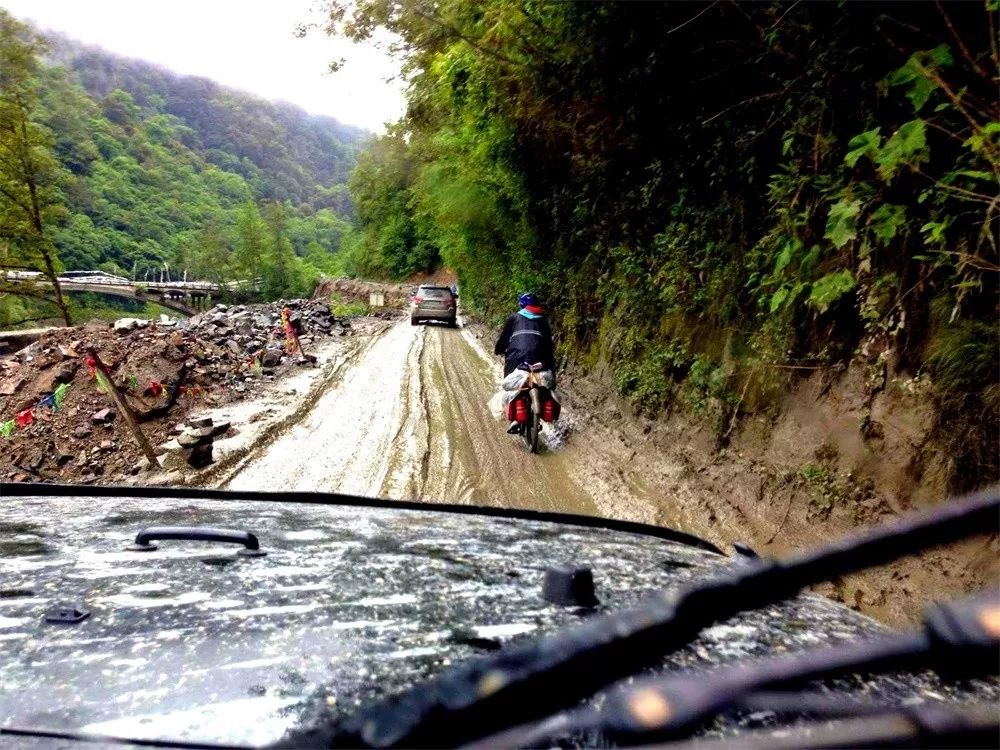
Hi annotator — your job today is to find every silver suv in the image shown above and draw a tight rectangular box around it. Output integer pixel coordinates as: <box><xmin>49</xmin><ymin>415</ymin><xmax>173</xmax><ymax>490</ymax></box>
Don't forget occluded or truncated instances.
<box><xmin>410</xmin><ymin>285</ymin><xmax>457</xmax><ymax>327</ymax></box>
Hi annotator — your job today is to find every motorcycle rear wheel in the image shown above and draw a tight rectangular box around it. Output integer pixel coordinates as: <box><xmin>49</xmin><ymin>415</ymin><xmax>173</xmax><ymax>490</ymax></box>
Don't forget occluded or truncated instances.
<box><xmin>521</xmin><ymin>412</ymin><xmax>540</xmax><ymax>453</ymax></box>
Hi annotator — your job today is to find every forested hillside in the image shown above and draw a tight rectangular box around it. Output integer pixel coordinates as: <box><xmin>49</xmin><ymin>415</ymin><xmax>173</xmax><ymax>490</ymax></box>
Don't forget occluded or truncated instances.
<box><xmin>0</xmin><ymin>13</ymin><xmax>367</xmax><ymax>326</ymax></box>
<box><xmin>332</xmin><ymin>1</ymin><xmax>999</xmax><ymax>492</ymax></box>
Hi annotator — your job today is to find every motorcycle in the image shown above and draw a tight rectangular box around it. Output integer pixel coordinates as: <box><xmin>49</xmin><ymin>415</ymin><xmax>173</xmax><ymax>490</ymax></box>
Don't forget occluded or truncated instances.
<box><xmin>504</xmin><ymin>362</ymin><xmax>561</xmax><ymax>453</ymax></box>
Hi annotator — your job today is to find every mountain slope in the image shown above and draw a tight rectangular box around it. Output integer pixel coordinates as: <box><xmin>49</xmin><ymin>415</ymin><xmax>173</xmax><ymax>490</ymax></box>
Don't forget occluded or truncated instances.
<box><xmin>43</xmin><ymin>32</ymin><xmax>367</xmax><ymax>211</ymax></box>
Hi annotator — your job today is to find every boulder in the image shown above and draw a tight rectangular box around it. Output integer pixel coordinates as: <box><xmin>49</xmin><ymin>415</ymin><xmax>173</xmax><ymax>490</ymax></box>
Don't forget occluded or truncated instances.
<box><xmin>37</xmin><ymin>362</ymin><xmax>77</xmax><ymax>393</ymax></box>
<box><xmin>91</xmin><ymin>408</ymin><xmax>115</xmax><ymax>425</ymax></box>
<box><xmin>113</xmin><ymin>318</ymin><xmax>149</xmax><ymax>332</ymax></box>
<box><xmin>187</xmin><ymin>442</ymin><xmax>214</xmax><ymax>468</ymax></box>
<box><xmin>210</xmin><ymin>420</ymin><xmax>231</xmax><ymax>437</ymax></box>
<box><xmin>177</xmin><ymin>429</ymin><xmax>213</xmax><ymax>448</ymax></box>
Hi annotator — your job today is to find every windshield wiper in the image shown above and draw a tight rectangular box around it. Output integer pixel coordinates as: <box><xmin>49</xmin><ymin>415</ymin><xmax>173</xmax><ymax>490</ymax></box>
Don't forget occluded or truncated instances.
<box><xmin>475</xmin><ymin>592</ymin><xmax>999</xmax><ymax>748</ymax></box>
<box><xmin>633</xmin><ymin>705</ymin><xmax>1000</xmax><ymax>750</ymax></box>
<box><xmin>273</xmin><ymin>486</ymin><xmax>998</xmax><ymax>749</ymax></box>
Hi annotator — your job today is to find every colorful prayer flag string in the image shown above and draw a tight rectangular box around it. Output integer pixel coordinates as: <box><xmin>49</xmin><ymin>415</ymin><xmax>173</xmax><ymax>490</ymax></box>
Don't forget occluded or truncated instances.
<box><xmin>53</xmin><ymin>382</ymin><xmax>70</xmax><ymax>408</ymax></box>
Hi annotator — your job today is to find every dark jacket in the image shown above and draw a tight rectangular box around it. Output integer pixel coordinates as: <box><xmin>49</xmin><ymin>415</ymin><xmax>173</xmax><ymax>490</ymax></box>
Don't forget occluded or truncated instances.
<box><xmin>494</xmin><ymin>310</ymin><xmax>556</xmax><ymax>376</ymax></box>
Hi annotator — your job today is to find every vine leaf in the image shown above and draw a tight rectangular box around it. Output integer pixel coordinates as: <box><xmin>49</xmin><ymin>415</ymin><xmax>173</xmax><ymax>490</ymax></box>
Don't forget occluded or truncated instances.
<box><xmin>807</xmin><ymin>270</ymin><xmax>856</xmax><ymax>313</ymax></box>
<box><xmin>875</xmin><ymin>120</ymin><xmax>928</xmax><ymax>182</ymax></box>
<box><xmin>825</xmin><ymin>198</ymin><xmax>862</xmax><ymax>249</ymax></box>
<box><xmin>869</xmin><ymin>204</ymin><xmax>907</xmax><ymax>245</ymax></box>
<box><xmin>886</xmin><ymin>45</ymin><xmax>953</xmax><ymax>111</ymax></box>
<box><xmin>844</xmin><ymin>127</ymin><xmax>881</xmax><ymax>167</ymax></box>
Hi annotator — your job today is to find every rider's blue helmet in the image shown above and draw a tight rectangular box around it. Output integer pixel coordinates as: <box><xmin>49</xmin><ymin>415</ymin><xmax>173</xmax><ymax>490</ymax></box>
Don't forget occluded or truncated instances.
<box><xmin>518</xmin><ymin>292</ymin><xmax>537</xmax><ymax>309</ymax></box>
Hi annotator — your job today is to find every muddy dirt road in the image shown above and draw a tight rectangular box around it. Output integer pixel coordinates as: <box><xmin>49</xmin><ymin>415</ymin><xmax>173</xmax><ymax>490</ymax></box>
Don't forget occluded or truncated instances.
<box><xmin>227</xmin><ymin>320</ymin><xmax>609</xmax><ymax>516</ymax></box>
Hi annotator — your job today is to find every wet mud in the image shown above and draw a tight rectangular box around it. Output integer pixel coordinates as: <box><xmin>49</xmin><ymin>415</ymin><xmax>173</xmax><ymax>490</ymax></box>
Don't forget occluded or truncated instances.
<box><xmin>228</xmin><ymin>320</ymin><xmax>599</xmax><ymax>516</ymax></box>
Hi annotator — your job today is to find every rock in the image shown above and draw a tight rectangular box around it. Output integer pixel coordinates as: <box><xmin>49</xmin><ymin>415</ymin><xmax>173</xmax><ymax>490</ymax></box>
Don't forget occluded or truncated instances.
<box><xmin>37</xmin><ymin>362</ymin><xmax>77</xmax><ymax>393</ymax></box>
<box><xmin>261</xmin><ymin>349</ymin><xmax>282</xmax><ymax>367</ymax></box>
<box><xmin>187</xmin><ymin>442</ymin><xmax>213</xmax><ymax>468</ymax></box>
<box><xmin>187</xmin><ymin>416</ymin><xmax>213</xmax><ymax>428</ymax></box>
<box><xmin>136</xmin><ymin>456</ymin><xmax>162</xmax><ymax>473</ymax></box>
<box><xmin>156</xmin><ymin>438</ymin><xmax>183</xmax><ymax>455</ymax></box>
<box><xmin>91</xmin><ymin>408</ymin><xmax>115</xmax><ymax>425</ymax></box>
<box><xmin>177</xmin><ymin>430</ymin><xmax>212</xmax><ymax>448</ymax></box>
<box><xmin>209</xmin><ymin>420</ymin><xmax>231</xmax><ymax>437</ymax></box>
<box><xmin>113</xmin><ymin>317</ymin><xmax>149</xmax><ymax>331</ymax></box>
<box><xmin>227</xmin><ymin>340</ymin><xmax>242</xmax><ymax>355</ymax></box>
<box><xmin>0</xmin><ymin>379</ymin><xmax>23</xmax><ymax>396</ymax></box>
<box><xmin>100</xmin><ymin>440</ymin><xmax>113</xmax><ymax>451</ymax></box>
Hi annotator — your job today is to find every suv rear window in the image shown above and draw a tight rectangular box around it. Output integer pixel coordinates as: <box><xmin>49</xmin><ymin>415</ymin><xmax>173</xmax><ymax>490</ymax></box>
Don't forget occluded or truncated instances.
<box><xmin>418</xmin><ymin>287</ymin><xmax>452</xmax><ymax>299</ymax></box>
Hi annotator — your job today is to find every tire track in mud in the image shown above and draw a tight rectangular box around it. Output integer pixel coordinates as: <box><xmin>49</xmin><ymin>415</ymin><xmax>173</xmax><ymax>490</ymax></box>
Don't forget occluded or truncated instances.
<box><xmin>227</xmin><ymin>320</ymin><xmax>424</xmax><ymax>495</ymax></box>
<box><xmin>417</xmin><ymin>324</ymin><xmax>598</xmax><ymax>514</ymax></box>
<box><xmin>229</xmin><ymin>318</ymin><xmax>599</xmax><ymax>516</ymax></box>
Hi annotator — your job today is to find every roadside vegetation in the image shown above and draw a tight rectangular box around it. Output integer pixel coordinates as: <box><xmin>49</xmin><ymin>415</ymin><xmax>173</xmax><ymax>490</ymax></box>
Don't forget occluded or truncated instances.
<box><xmin>324</xmin><ymin>1</ymin><xmax>999</xmax><ymax>491</ymax></box>
<box><xmin>0</xmin><ymin>11</ymin><xmax>365</xmax><ymax>327</ymax></box>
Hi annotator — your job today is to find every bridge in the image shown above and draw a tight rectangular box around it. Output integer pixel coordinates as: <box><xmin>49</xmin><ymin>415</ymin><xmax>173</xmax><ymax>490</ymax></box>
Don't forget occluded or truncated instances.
<box><xmin>2</xmin><ymin>271</ymin><xmax>247</xmax><ymax>317</ymax></box>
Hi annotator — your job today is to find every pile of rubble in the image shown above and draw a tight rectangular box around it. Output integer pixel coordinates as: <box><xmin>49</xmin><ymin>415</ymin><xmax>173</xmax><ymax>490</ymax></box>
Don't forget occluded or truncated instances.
<box><xmin>0</xmin><ymin>298</ymin><xmax>354</xmax><ymax>484</ymax></box>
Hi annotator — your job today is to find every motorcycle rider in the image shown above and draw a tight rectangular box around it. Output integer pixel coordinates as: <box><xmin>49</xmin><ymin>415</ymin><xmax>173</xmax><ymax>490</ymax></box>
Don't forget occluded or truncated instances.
<box><xmin>494</xmin><ymin>293</ymin><xmax>556</xmax><ymax>433</ymax></box>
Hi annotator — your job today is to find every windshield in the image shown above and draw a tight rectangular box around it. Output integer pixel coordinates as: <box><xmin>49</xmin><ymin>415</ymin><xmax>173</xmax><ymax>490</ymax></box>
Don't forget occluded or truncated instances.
<box><xmin>0</xmin><ymin>1</ymin><xmax>996</xmax><ymax>748</ymax></box>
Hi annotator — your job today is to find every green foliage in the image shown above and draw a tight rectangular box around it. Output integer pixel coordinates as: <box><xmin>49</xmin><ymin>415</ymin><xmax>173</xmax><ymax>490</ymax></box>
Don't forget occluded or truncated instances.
<box><xmin>0</xmin><ymin>10</ymin><xmax>72</xmax><ymax>324</ymax></box>
<box><xmin>807</xmin><ymin>270</ymin><xmax>856</xmax><ymax>314</ymax></box>
<box><xmin>328</xmin><ymin>1</ymin><xmax>998</xmax><ymax>484</ymax></box>
<box><xmin>0</xmin><ymin>22</ymin><xmax>366</xmax><ymax>314</ymax></box>
<box><xmin>825</xmin><ymin>199</ymin><xmax>862</xmax><ymax>249</ymax></box>
<box><xmin>329</xmin><ymin>292</ymin><xmax>368</xmax><ymax>317</ymax></box>
<box><xmin>869</xmin><ymin>204</ymin><xmax>907</xmax><ymax>245</ymax></box>
<box><xmin>885</xmin><ymin>45</ymin><xmax>953</xmax><ymax>112</ymax></box>
<box><xmin>874</xmin><ymin>120</ymin><xmax>928</xmax><ymax>181</ymax></box>
<box><xmin>926</xmin><ymin>313</ymin><xmax>999</xmax><ymax>393</ymax></box>
<box><xmin>845</xmin><ymin>128</ymin><xmax>881</xmax><ymax>167</ymax></box>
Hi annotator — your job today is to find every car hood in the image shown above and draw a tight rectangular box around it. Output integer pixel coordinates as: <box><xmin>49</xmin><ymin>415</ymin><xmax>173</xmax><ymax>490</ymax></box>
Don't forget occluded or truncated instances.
<box><xmin>0</xmin><ymin>489</ymin><xmax>996</xmax><ymax>747</ymax></box>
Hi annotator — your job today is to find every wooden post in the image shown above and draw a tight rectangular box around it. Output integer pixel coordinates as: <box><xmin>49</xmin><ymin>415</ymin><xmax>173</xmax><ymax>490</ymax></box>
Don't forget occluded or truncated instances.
<box><xmin>281</xmin><ymin>306</ymin><xmax>309</xmax><ymax>361</ymax></box>
<box><xmin>85</xmin><ymin>349</ymin><xmax>159</xmax><ymax>465</ymax></box>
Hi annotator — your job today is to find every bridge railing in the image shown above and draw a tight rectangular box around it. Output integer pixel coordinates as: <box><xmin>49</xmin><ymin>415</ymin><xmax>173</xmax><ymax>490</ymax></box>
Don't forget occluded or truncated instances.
<box><xmin>4</xmin><ymin>271</ymin><xmax>259</xmax><ymax>293</ymax></box>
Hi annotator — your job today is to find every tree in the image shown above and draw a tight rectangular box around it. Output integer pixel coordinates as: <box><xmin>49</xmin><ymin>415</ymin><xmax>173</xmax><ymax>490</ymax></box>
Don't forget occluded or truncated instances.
<box><xmin>260</xmin><ymin>201</ymin><xmax>297</xmax><ymax>299</ymax></box>
<box><xmin>233</xmin><ymin>200</ymin><xmax>267</xmax><ymax>291</ymax></box>
<box><xmin>0</xmin><ymin>10</ymin><xmax>71</xmax><ymax>325</ymax></box>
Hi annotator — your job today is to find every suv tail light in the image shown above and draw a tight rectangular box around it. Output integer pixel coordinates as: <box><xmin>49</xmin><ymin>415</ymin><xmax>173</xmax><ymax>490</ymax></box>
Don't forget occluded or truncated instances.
<box><xmin>413</xmin><ymin>296</ymin><xmax>423</xmax><ymax>304</ymax></box>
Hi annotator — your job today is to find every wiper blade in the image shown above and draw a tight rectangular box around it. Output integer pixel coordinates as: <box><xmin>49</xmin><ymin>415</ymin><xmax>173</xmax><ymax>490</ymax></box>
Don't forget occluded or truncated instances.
<box><xmin>575</xmin><ymin>593</ymin><xmax>1000</xmax><ymax>745</ymax></box>
<box><xmin>274</xmin><ymin>486</ymin><xmax>998</xmax><ymax>748</ymax></box>
<box><xmin>644</xmin><ymin>705</ymin><xmax>1000</xmax><ymax>750</ymax></box>
<box><xmin>466</xmin><ymin>592</ymin><xmax>999</xmax><ymax>748</ymax></box>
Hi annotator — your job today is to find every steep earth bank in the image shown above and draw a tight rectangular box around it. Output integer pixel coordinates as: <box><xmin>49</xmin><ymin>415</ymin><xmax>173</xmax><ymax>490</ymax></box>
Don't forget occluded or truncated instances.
<box><xmin>535</xmin><ymin>343</ymin><xmax>999</xmax><ymax>628</ymax></box>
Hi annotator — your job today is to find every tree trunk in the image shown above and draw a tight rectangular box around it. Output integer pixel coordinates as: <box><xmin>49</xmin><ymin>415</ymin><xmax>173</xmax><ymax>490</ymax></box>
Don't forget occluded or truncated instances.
<box><xmin>20</xmin><ymin>118</ymin><xmax>71</xmax><ymax>327</ymax></box>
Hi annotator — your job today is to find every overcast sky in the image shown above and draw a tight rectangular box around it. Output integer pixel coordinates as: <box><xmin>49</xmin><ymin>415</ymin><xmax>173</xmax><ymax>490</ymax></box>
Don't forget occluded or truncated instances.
<box><xmin>2</xmin><ymin>0</ymin><xmax>406</xmax><ymax>132</ymax></box>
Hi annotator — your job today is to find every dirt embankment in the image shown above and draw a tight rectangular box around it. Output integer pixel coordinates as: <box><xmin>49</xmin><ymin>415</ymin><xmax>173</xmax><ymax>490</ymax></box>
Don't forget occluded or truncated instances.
<box><xmin>548</xmin><ymin>355</ymin><xmax>998</xmax><ymax>627</ymax></box>
<box><xmin>314</xmin><ymin>277</ymin><xmax>413</xmax><ymax>309</ymax></box>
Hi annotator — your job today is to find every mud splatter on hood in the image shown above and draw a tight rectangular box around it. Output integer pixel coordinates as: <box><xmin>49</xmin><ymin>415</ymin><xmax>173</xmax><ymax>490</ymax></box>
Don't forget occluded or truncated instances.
<box><xmin>0</xmin><ymin>494</ymin><xmax>995</xmax><ymax>747</ymax></box>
